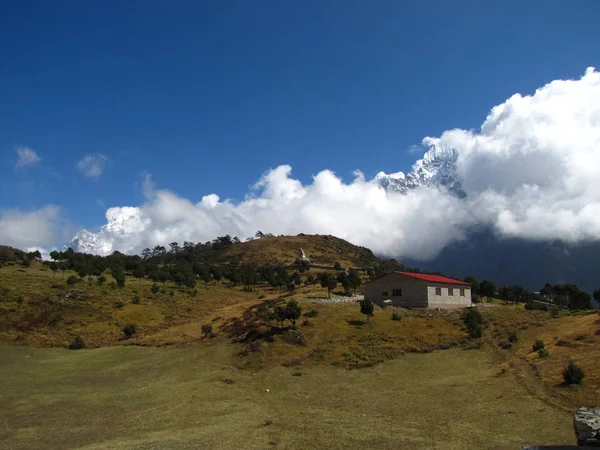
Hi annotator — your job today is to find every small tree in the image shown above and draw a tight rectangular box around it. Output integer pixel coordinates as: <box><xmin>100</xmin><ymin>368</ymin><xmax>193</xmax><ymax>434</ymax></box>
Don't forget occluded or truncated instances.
<box><xmin>122</xmin><ymin>323</ymin><xmax>137</xmax><ymax>339</ymax></box>
<box><xmin>360</xmin><ymin>299</ymin><xmax>374</xmax><ymax>323</ymax></box>
<box><xmin>285</xmin><ymin>300</ymin><xmax>302</xmax><ymax>329</ymax></box>
<box><xmin>201</xmin><ymin>324</ymin><xmax>213</xmax><ymax>337</ymax></box>
<box><xmin>16</xmin><ymin>296</ymin><xmax>23</xmax><ymax>309</ymax></box>
<box><xmin>320</xmin><ymin>273</ymin><xmax>337</xmax><ymax>298</ymax></box>
<box><xmin>333</xmin><ymin>261</ymin><xmax>342</xmax><ymax>270</ymax></box>
<box><xmin>463</xmin><ymin>307</ymin><xmax>482</xmax><ymax>339</ymax></box>
<box><xmin>563</xmin><ymin>360</ymin><xmax>585</xmax><ymax>385</ymax></box>
<box><xmin>348</xmin><ymin>270</ymin><xmax>362</xmax><ymax>295</ymax></box>
<box><xmin>479</xmin><ymin>280</ymin><xmax>496</xmax><ymax>302</ymax></box>
<box><xmin>112</xmin><ymin>268</ymin><xmax>126</xmax><ymax>288</ymax></box>
<box><xmin>133</xmin><ymin>265</ymin><xmax>145</xmax><ymax>285</ymax></box>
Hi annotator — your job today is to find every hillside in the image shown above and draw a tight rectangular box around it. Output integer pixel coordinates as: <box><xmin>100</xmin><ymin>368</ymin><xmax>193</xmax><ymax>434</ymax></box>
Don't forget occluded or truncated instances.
<box><xmin>218</xmin><ymin>234</ymin><xmax>379</xmax><ymax>268</ymax></box>
<box><xmin>1</xmin><ymin>252</ymin><xmax>600</xmax><ymax>448</ymax></box>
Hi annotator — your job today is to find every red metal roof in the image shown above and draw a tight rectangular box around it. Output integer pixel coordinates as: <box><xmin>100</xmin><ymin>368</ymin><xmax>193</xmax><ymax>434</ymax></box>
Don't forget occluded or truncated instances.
<box><xmin>395</xmin><ymin>271</ymin><xmax>470</xmax><ymax>285</ymax></box>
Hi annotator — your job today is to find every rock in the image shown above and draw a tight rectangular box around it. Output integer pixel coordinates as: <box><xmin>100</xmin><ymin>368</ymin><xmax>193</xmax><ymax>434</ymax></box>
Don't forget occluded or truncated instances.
<box><xmin>282</xmin><ymin>330</ymin><xmax>307</xmax><ymax>346</ymax></box>
<box><xmin>574</xmin><ymin>407</ymin><xmax>600</xmax><ymax>445</ymax></box>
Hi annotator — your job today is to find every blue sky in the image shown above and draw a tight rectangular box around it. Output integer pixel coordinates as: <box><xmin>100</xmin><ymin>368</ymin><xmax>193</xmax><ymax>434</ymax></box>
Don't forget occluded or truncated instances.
<box><xmin>1</xmin><ymin>0</ymin><xmax>599</xmax><ymax>239</ymax></box>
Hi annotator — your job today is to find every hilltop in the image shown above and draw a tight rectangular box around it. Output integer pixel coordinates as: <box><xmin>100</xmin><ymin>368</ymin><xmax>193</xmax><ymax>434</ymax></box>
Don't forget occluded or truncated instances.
<box><xmin>218</xmin><ymin>234</ymin><xmax>380</xmax><ymax>268</ymax></box>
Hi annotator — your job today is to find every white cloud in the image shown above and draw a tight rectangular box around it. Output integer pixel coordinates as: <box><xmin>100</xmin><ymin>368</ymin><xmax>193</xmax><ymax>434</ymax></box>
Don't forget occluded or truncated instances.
<box><xmin>76</xmin><ymin>153</ymin><xmax>109</xmax><ymax>179</ymax></box>
<box><xmin>15</xmin><ymin>147</ymin><xmax>41</xmax><ymax>169</ymax></box>
<box><xmin>72</xmin><ymin>67</ymin><xmax>600</xmax><ymax>259</ymax></box>
<box><xmin>0</xmin><ymin>206</ymin><xmax>66</xmax><ymax>250</ymax></box>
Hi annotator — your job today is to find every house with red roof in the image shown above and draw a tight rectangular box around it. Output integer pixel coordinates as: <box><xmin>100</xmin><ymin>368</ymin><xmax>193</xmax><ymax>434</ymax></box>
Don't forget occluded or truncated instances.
<box><xmin>364</xmin><ymin>271</ymin><xmax>472</xmax><ymax>309</ymax></box>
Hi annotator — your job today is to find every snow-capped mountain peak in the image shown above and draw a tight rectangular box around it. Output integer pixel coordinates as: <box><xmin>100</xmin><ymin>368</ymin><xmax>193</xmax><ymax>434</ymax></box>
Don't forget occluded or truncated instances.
<box><xmin>375</xmin><ymin>142</ymin><xmax>464</xmax><ymax>197</ymax></box>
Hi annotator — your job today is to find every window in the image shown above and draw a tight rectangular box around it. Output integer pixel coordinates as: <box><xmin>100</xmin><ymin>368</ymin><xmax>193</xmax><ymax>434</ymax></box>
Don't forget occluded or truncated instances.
<box><xmin>392</xmin><ymin>288</ymin><xmax>402</xmax><ymax>297</ymax></box>
<box><xmin>382</xmin><ymin>291</ymin><xmax>388</xmax><ymax>297</ymax></box>
<box><xmin>460</xmin><ymin>288</ymin><xmax>465</xmax><ymax>296</ymax></box>
<box><xmin>435</xmin><ymin>287</ymin><xmax>442</xmax><ymax>296</ymax></box>
<box><xmin>448</xmin><ymin>287</ymin><xmax>454</xmax><ymax>296</ymax></box>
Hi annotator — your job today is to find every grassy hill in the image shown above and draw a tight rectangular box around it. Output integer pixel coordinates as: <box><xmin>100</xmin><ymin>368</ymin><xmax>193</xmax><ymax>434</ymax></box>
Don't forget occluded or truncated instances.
<box><xmin>218</xmin><ymin>234</ymin><xmax>380</xmax><ymax>268</ymax></box>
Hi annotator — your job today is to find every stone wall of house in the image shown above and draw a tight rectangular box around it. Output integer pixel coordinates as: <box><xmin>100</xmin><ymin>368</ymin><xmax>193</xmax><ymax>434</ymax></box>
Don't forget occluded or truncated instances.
<box><xmin>426</xmin><ymin>284</ymin><xmax>472</xmax><ymax>309</ymax></box>
<box><xmin>364</xmin><ymin>274</ymin><xmax>428</xmax><ymax>308</ymax></box>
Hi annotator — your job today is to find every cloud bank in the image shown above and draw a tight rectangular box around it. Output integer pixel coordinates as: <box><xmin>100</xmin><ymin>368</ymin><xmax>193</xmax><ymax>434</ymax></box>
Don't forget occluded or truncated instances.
<box><xmin>8</xmin><ymin>68</ymin><xmax>600</xmax><ymax>261</ymax></box>
<box><xmin>15</xmin><ymin>147</ymin><xmax>41</xmax><ymax>169</ymax></box>
<box><xmin>76</xmin><ymin>153</ymin><xmax>109</xmax><ymax>179</ymax></box>
<box><xmin>0</xmin><ymin>206</ymin><xmax>65</xmax><ymax>251</ymax></box>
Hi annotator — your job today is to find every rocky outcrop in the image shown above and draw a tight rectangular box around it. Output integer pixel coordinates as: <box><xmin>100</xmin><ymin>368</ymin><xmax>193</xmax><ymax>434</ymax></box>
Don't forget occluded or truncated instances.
<box><xmin>574</xmin><ymin>407</ymin><xmax>600</xmax><ymax>446</ymax></box>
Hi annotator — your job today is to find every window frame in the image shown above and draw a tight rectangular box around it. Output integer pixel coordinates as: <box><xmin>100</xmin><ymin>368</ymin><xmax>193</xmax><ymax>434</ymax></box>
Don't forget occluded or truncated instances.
<box><xmin>392</xmin><ymin>288</ymin><xmax>402</xmax><ymax>297</ymax></box>
<box><xmin>448</xmin><ymin>287</ymin><xmax>454</xmax><ymax>296</ymax></box>
<box><xmin>435</xmin><ymin>287</ymin><xmax>442</xmax><ymax>296</ymax></box>
<box><xmin>460</xmin><ymin>288</ymin><xmax>465</xmax><ymax>296</ymax></box>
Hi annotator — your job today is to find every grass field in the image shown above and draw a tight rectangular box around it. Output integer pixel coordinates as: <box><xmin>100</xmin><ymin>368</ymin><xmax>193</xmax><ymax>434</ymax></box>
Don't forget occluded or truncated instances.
<box><xmin>1</xmin><ymin>260</ymin><xmax>599</xmax><ymax>448</ymax></box>
<box><xmin>0</xmin><ymin>343</ymin><xmax>575</xmax><ymax>450</ymax></box>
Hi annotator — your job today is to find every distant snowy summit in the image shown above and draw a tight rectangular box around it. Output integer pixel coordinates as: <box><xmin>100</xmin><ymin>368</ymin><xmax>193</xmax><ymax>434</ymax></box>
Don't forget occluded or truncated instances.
<box><xmin>374</xmin><ymin>143</ymin><xmax>464</xmax><ymax>198</ymax></box>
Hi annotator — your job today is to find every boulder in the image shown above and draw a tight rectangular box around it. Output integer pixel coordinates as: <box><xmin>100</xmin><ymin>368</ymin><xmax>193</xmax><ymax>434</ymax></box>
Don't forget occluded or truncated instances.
<box><xmin>574</xmin><ymin>407</ymin><xmax>600</xmax><ymax>445</ymax></box>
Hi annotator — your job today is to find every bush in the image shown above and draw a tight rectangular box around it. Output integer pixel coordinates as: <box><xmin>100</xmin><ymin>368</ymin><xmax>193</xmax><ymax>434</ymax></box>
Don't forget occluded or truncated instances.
<box><xmin>471</xmin><ymin>294</ymin><xmax>480</xmax><ymax>304</ymax></box>
<box><xmin>67</xmin><ymin>275</ymin><xmax>79</xmax><ymax>285</ymax></box>
<box><xmin>304</xmin><ymin>309</ymin><xmax>319</xmax><ymax>318</ymax></box>
<box><xmin>201</xmin><ymin>324</ymin><xmax>213</xmax><ymax>337</ymax></box>
<box><xmin>122</xmin><ymin>323</ymin><xmax>137</xmax><ymax>339</ymax></box>
<box><xmin>550</xmin><ymin>308</ymin><xmax>560</xmax><ymax>318</ymax></box>
<box><xmin>538</xmin><ymin>348</ymin><xmax>549</xmax><ymax>358</ymax></box>
<box><xmin>532</xmin><ymin>340</ymin><xmax>545</xmax><ymax>352</ymax></box>
<box><xmin>508</xmin><ymin>331</ymin><xmax>519</xmax><ymax>343</ymax></box>
<box><xmin>97</xmin><ymin>275</ymin><xmax>106</xmax><ymax>285</ymax></box>
<box><xmin>391</xmin><ymin>311</ymin><xmax>401</xmax><ymax>321</ymax></box>
<box><xmin>151</xmin><ymin>283</ymin><xmax>160</xmax><ymax>294</ymax></box>
<box><xmin>463</xmin><ymin>308</ymin><xmax>482</xmax><ymax>339</ymax></box>
<box><xmin>562</xmin><ymin>360</ymin><xmax>585</xmax><ymax>385</ymax></box>
<box><xmin>69</xmin><ymin>336</ymin><xmax>85</xmax><ymax>350</ymax></box>
<box><xmin>131</xmin><ymin>295</ymin><xmax>140</xmax><ymax>305</ymax></box>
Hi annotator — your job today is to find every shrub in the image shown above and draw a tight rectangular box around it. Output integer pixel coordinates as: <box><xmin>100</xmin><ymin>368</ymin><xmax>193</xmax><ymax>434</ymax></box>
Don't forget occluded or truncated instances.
<box><xmin>556</xmin><ymin>339</ymin><xmax>570</xmax><ymax>347</ymax></box>
<box><xmin>532</xmin><ymin>340</ymin><xmax>545</xmax><ymax>352</ymax></box>
<box><xmin>151</xmin><ymin>283</ymin><xmax>160</xmax><ymax>294</ymax></box>
<box><xmin>538</xmin><ymin>348</ymin><xmax>549</xmax><ymax>358</ymax></box>
<box><xmin>131</xmin><ymin>295</ymin><xmax>140</xmax><ymax>305</ymax></box>
<box><xmin>67</xmin><ymin>275</ymin><xmax>79</xmax><ymax>285</ymax></box>
<box><xmin>122</xmin><ymin>323</ymin><xmax>137</xmax><ymax>339</ymax></box>
<box><xmin>114</xmin><ymin>300</ymin><xmax>125</xmax><ymax>309</ymax></box>
<box><xmin>550</xmin><ymin>308</ymin><xmax>560</xmax><ymax>318</ymax></box>
<box><xmin>471</xmin><ymin>294</ymin><xmax>480</xmax><ymax>304</ymax></box>
<box><xmin>562</xmin><ymin>360</ymin><xmax>585</xmax><ymax>385</ymax></box>
<box><xmin>69</xmin><ymin>336</ymin><xmax>85</xmax><ymax>350</ymax></box>
<box><xmin>201</xmin><ymin>324</ymin><xmax>213</xmax><ymax>337</ymax></box>
<box><xmin>302</xmin><ymin>319</ymin><xmax>312</xmax><ymax>327</ymax></box>
<box><xmin>304</xmin><ymin>309</ymin><xmax>319</xmax><ymax>318</ymax></box>
<box><xmin>391</xmin><ymin>312</ymin><xmax>401</xmax><ymax>321</ymax></box>
<box><xmin>463</xmin><ymin>307</ymin><xmax>482</xmax><ymax>339</ymax></box>
<box><xmin>508</xmin><ymin>331</ymin><xmax>519</xmax><ymax>343</ymax></box>
<box><xmin>97</xmin><ymin>275</ymin><xmax>106</xmax><ymax>285</ymax></box>
<box><xmin>500</xmin><ymin>341</ymin><xmax>512</xmax><ymax>349</ymax></box>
